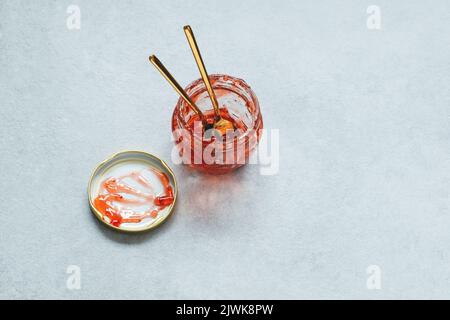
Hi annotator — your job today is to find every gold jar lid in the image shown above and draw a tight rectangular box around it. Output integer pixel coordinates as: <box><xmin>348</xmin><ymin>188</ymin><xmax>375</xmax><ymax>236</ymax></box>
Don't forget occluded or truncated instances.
<box><xmin>88</xmin><ymin>150</ymin><xmax>177</xmax><ymax>232</ymax></box>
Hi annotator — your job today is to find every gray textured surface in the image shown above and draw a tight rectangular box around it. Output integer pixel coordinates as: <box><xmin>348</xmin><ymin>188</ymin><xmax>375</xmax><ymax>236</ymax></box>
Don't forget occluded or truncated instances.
<box><xmin>0</xmin><ymin>0</ymin><xmax>449</xmax><ymax>299</ymax></box>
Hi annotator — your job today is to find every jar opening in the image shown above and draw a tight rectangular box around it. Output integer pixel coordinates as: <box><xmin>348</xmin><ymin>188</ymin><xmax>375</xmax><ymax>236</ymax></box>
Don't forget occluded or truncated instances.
<box><xmin>175</xmin><ymin>74</ymin><xmax>262</xmax><ymax>145</ymax></box>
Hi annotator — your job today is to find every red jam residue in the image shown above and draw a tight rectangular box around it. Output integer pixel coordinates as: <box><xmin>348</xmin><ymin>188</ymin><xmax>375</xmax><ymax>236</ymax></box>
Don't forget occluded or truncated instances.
<box><xmin>188</xmin><ymin>108</ymin><xmax>248</xmax><ymax>134</ymax></box>
<box><xmin>93</xmin><ymin>168</ymin><xmax>174</xmax><ymax>228</ymax></box>
<box><xmin>171</xmin><ymin>74</ymin><xmax>263</xmax><ymax>174</ymax></box>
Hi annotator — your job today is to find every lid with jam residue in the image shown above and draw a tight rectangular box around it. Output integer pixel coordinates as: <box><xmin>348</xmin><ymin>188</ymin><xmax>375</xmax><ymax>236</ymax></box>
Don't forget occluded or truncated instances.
<box><xmin>88</xmin><ymin>150</ymin><xmax>177</xmax><ymax>232</ymax></box>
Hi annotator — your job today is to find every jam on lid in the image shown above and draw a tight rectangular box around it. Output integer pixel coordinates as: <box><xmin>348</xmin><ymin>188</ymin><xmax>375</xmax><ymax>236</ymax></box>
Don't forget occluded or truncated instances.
<box><xmin>88</xmin><ymin>150</ymin><xmax>177</xmax><ymax>232</ymax></box>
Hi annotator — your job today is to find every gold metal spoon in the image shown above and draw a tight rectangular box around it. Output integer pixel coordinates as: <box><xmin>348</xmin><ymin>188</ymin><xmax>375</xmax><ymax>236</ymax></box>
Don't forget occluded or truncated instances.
<box><xmin>149</xmin><ymin>54</ymin><xmax>209</xmax><ymax>127</ymax></box>
<box><xmin>183</xmin><ymin>25</ymin><xmax>235</xmax><ymax>134</ymax></box>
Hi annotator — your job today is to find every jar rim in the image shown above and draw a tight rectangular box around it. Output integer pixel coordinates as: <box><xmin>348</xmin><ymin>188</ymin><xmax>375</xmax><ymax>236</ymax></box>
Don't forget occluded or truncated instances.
<box><xmin>174</xmin><ymin>74</ymin><xmax>262</xmax><ymax>145</ymax></box>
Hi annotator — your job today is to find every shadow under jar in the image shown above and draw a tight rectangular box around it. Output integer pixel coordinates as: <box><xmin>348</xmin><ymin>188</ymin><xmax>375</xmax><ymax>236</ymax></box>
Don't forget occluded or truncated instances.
<box><xmin>171</xmin><ymin>74</ymin><xmax>263</xmax><ymax>174</ymax></box>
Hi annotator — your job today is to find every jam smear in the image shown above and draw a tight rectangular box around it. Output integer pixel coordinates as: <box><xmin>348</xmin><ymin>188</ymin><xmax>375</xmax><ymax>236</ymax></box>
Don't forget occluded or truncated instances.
<box><xmin>187</xmin><ymin>108</ymin><xmax>248</xmax><ymax>134</ymax></box>
<box><xmin>93</xmin><ymin>168</ymin><xmax>174</xmax><ymax>228</ymax></box>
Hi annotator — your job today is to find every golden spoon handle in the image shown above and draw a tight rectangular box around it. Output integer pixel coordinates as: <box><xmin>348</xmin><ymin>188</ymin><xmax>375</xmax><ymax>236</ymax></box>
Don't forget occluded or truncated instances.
<box><xmin>183</xmin><ymin>25</ymin><xmax>220</xmax><ymax>118</ymax></box>
<box><xmin>149</xmin><ymin>54</ymin><xmax>204</xmax><ymax>117</ymax></box>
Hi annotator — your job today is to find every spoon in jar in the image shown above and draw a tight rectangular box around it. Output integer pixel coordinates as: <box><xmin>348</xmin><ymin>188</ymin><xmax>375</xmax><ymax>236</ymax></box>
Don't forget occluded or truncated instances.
<box><xmin>183</xmin><ymin>25</ymin><xmax>235</xmax><ymax>135</ymax></box>
<box><xmin>149</xmin><ymin>54</ymin><xmax>210</xmax><ymax>129</ymax></box>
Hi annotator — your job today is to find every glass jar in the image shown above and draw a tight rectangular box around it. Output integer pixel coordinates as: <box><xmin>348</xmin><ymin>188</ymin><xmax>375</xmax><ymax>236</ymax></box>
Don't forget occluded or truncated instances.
<box><xmin>171</xmin><ymin>74</ymin><xmax>263</xmax><ymax>174</ymax></box>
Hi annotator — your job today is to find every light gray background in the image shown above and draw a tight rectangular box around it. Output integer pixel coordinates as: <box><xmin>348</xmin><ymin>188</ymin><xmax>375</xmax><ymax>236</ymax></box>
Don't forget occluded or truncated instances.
<box><xmin>0</xmin><ymin>0</ymin><xmax>449</xmax><ymax>299</ymax></box>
